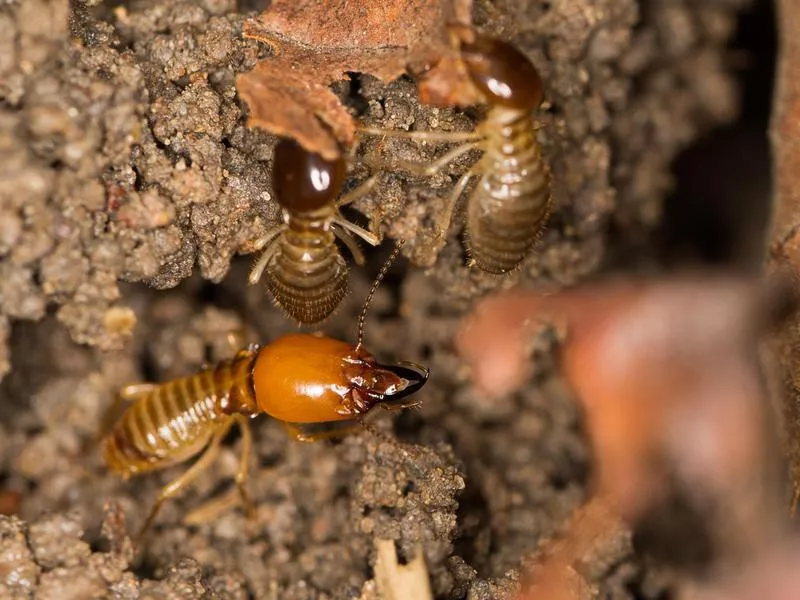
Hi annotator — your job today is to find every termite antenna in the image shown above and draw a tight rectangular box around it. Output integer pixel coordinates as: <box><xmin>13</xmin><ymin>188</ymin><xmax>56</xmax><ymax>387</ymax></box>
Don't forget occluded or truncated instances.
<box><xmin>355</xmin><ymin>239</ymin><xmax>406</xmax><ymax>352</ymax></box>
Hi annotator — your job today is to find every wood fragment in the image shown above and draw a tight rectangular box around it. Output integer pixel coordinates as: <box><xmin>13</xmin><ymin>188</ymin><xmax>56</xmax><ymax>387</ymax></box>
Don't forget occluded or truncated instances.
<box><xmin>373</xmin><ymin>539</ymin><xmax>433</xmax><ymax>600</ymax></box>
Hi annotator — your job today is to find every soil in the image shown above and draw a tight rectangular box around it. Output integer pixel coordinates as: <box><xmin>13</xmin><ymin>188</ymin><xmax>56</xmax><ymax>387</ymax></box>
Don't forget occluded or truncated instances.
<box><xmin>0</xmin><ymin>0</ymin><xmax>758</xmax><ymax>598</ymax></box>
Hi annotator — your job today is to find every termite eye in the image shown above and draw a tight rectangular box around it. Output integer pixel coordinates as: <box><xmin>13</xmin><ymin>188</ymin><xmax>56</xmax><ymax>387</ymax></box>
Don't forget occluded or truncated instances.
<box><xmin>459</xmin><ymin>35</ymin><xmax>544</xmax><ymax>110</ymax></box>
<box><xmin>272</xmin><ymin>138</ymin><xmax>346</xmax><ymax>211</ymax></box>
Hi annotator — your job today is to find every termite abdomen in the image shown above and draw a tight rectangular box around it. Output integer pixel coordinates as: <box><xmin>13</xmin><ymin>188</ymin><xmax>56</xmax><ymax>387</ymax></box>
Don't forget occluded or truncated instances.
<box><xmin>265</xmin><ymin>237</ymin><xmax>349</xmax><ymax>325</ymax></box>
<box><xmin>104</xmin><ymin>351</ymin><xmax>257</xmax><ymax>478</ymax></box>
<box><xmin>466</xmin><ymin>110</ymin><xmax>551</xmax><ymax>274</ymax></box>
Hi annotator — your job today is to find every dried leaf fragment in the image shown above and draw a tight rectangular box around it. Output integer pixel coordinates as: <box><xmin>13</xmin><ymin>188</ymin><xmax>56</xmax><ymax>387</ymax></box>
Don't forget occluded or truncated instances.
<box><xmin>237</xmin><ymin>59</ymin><xmax>353</xmax><ymax>161</ymax></box>
<box><xmin>250</xmin><ymin>0</ymin><xmax>455</xmax><ymax>54</ymax></box>
<box><xmin>417</xmin><ymin>54</ymin><xmax>486</xmax><ymax>107</ymax></box>
<box><xmin>237</xmin><ymin>0</ymin><xmax>472</xmax><ymax>159</ymax></box>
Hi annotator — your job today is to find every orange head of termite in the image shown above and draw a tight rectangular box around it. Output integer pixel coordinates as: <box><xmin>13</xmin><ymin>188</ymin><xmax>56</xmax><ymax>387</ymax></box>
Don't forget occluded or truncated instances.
<box><xmin>449</xmin><ymin>25</ymin><xmax>544</xmax><ymax>111</ymax></box>
<box><xmin>272</xmin><ymin>137</ymin><xmax>346</xmax><ymax>212</ymax></box>
<box><xmin>251</xmin><ymin>333</ymin><xmax>429</xmax><ymax>424</ymax></box>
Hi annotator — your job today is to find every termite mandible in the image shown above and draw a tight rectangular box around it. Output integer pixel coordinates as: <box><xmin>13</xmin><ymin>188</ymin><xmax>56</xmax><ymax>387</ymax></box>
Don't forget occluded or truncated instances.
<box><xmin>359</xmin><ymin>26</ymin><xmax>552</xmax><ymax>274</ymax></box>
<box><xmin>103</xmin><ymin>243</ymin><xmax>429</xmax><ymax>538</ymax></box>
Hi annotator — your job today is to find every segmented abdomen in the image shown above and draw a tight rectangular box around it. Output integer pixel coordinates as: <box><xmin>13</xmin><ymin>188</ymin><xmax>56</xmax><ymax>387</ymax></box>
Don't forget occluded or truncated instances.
<box><xmin>467</xmin><ymin>110</ymin><xmax>551</xmax><ymax>274</ymax></box>
<box><xmin>267</xmin><ymin>221</ymin><xmax>348</xmax><ymax>324</ymax></box>
<box><xmin>104</xmin><ymin>353</ymin><xmax>257</xmax><ymax>477</ymax></box>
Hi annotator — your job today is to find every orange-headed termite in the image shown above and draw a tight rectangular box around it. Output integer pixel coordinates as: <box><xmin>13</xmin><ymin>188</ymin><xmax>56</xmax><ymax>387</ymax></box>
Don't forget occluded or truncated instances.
<box><xmin>360</xmin><ymin>27</ymin><xmax>552</xmax><ymax>274</ymax></box>
<box><xmin>103</xmin><ymin>243</ymin><xmax>429</xmax><ymax>538</ymax></box>
<box><xmin>249</xmin><ymin>137</ymin><xmax>381</xmax><ymax>324</ymax></box>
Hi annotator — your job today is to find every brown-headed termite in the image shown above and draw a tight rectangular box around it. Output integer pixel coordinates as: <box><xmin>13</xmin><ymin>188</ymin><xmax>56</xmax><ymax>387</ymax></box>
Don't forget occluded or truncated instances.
<box><xmin>360</xmin><ymin>27</ymin><xmax>552</xmax><ymax>274</ymax></box>
<box><xmin>103</xmin><ymin>242</ymin><xmax>429</xmax><ymax>538</ymax></box>
<box><xmin>249</xmin><ymin>137</ymin><xmax>381</xmax><ymax>324</ymax></box>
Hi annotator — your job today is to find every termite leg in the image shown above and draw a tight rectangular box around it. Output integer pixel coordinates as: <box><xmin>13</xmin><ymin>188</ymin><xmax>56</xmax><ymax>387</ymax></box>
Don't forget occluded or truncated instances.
<box><xmin>251</xmin><ymin>224</ymin><xmax>285</xmax><ymax>251</ymax></box>
<box><xmin>437</xmin><ymin>166</ymin><xmax>480</xmax><ymax>240</ymax></box>
<box><xmin>120</xmin><ymin>383</ymin><xmax>159</xmax><ymax>400</ymax></box>
<box><xmin>184</xmin><ymin>487</ymin><xmax>240</xmax><ymax>526</ymax></box>
<box><xmin>233</xmin><ymin>414</ymin><xmax>256</xmax><ymax>520</ymax></box>
<box><xmin>282</xmin><ymin>420</ymin><xmax>362</xmax><ymax>442</ymax></box>
<box><xmin>137</xmin><ymin>420</ymin><xmax>233</xmax><ymax>540</ymax></box>
<box><xmin>181</xmin><ymin>416</ymin><xmax>257</xmax><ymax>525</ymax></box>
<box><xmin>248</xmin><ymin>226</ymin><xmax>284</xmax><ymax>285</ymax></box>
<box><xmin>344</xmin><ymin>137</ymin><xmax>362</xmax><ymax>163</ymax></box>
<box><xmin>336</xmin><ymin>173</ymin><xmax>381</xmax><ymax>208</ymax></box>
<box><xmin>224</xmin><ymin>330</ymin><xmax>246</xmax><ymax>355</ymax></box>
<box><xmin>358</xmin><ymin>126</ymin><xmax>483</xmax><ymax>144</ymax></box>
<box><xmin>333</xmin><ymin>215</ymin><xmax>380</xmax><ymax>247</ymax></box>
<box><xmin>330</xmin><ymin>175</ymin><xmax>383</xmax><ymax>264</ymax></box>
<box><xmin>372</xmin><ymin>141</ymin><xmax>482</xmax><ymax>179</ymax></box>
<box><xmin>360</xmin><ymin>138</ymin><xmax>481</xmax><ymax>185</ymax></box>
<box><xmin>332</xmin><ymin>223</ymin><xmax>368</xmax><ymax>266</ymax></box>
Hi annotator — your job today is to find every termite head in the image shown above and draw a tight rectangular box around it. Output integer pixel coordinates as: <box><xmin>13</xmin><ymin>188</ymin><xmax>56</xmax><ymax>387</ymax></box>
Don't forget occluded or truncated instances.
<box><xmin>251</xmin><ymin>240</ymin><xmax>428</xmax><ymax>426</ymax></box>
<box><xmin>344</xmin><ymin>353</ymin><xmax>429</xmax><ymax>413</ymax></box>
<box><xmin>272</xmin><ymin>137</ymin><xmax>346</xmax><ymax>212</ymax></box>
<box><xmin>450</xmin><ymin>25</ymin><xmax>544</xmax><ymax>111</ymax></box>
<box><xmin>355</xmin><ymin>359</ymin><xmax>430</xmax><ymax>412</ymax></box>
<box><xmin>251</xmin><ymin>334</ymin><xmax>429</xmax><ymax>423</ymax></box>
<box><xmin>345</xmin><ymin>241</ymin><xmax>430</xmax><ymax>410</ymax></box>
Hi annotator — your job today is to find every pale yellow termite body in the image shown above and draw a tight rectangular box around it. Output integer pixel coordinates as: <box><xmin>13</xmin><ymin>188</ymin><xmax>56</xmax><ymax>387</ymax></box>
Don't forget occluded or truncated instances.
<box><xmin>360</xmin><ymin>29</ymin><xmax>552</xmax><ymax>274</ymax></box>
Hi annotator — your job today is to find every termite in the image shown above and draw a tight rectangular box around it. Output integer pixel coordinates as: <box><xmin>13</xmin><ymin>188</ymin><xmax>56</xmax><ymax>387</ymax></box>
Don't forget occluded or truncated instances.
<box><xmin>249</xmin><ymin>137</ymin><xmax>381</xmax><ymax>324</ymax></box>
<box><xmin>103</xmin><ymin>243</ymin><xmax>429</xmax><ymax>538</ymax></box>
<box><xmin>359</xmin><ymin>27</ymin><xmax>552</xmax><ymax>274</ymax></box>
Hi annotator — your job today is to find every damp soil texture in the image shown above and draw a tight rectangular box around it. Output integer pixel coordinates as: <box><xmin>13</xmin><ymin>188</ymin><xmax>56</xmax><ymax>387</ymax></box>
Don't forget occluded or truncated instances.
<box><xmin>0</xmin><ymin>0</ymin><xmax>757</xmax><ymax>598</ymax></box>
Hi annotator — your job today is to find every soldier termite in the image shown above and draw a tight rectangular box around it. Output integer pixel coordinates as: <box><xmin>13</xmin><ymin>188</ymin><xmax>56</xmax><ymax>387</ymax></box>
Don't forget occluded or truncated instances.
<box><xmin>103</xmin><ymin>242</ymin><xmax>429</xmax><ymax>538</ymax></box>
<box><xmin>359</xmin><ymin>27</ymin><xmax>552</xmax><ymax>274</ymax></box>
<box><xmin>249</xmin><ymin>137</ymin><xmax>381</xmax><ymax>324</ymax></box>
